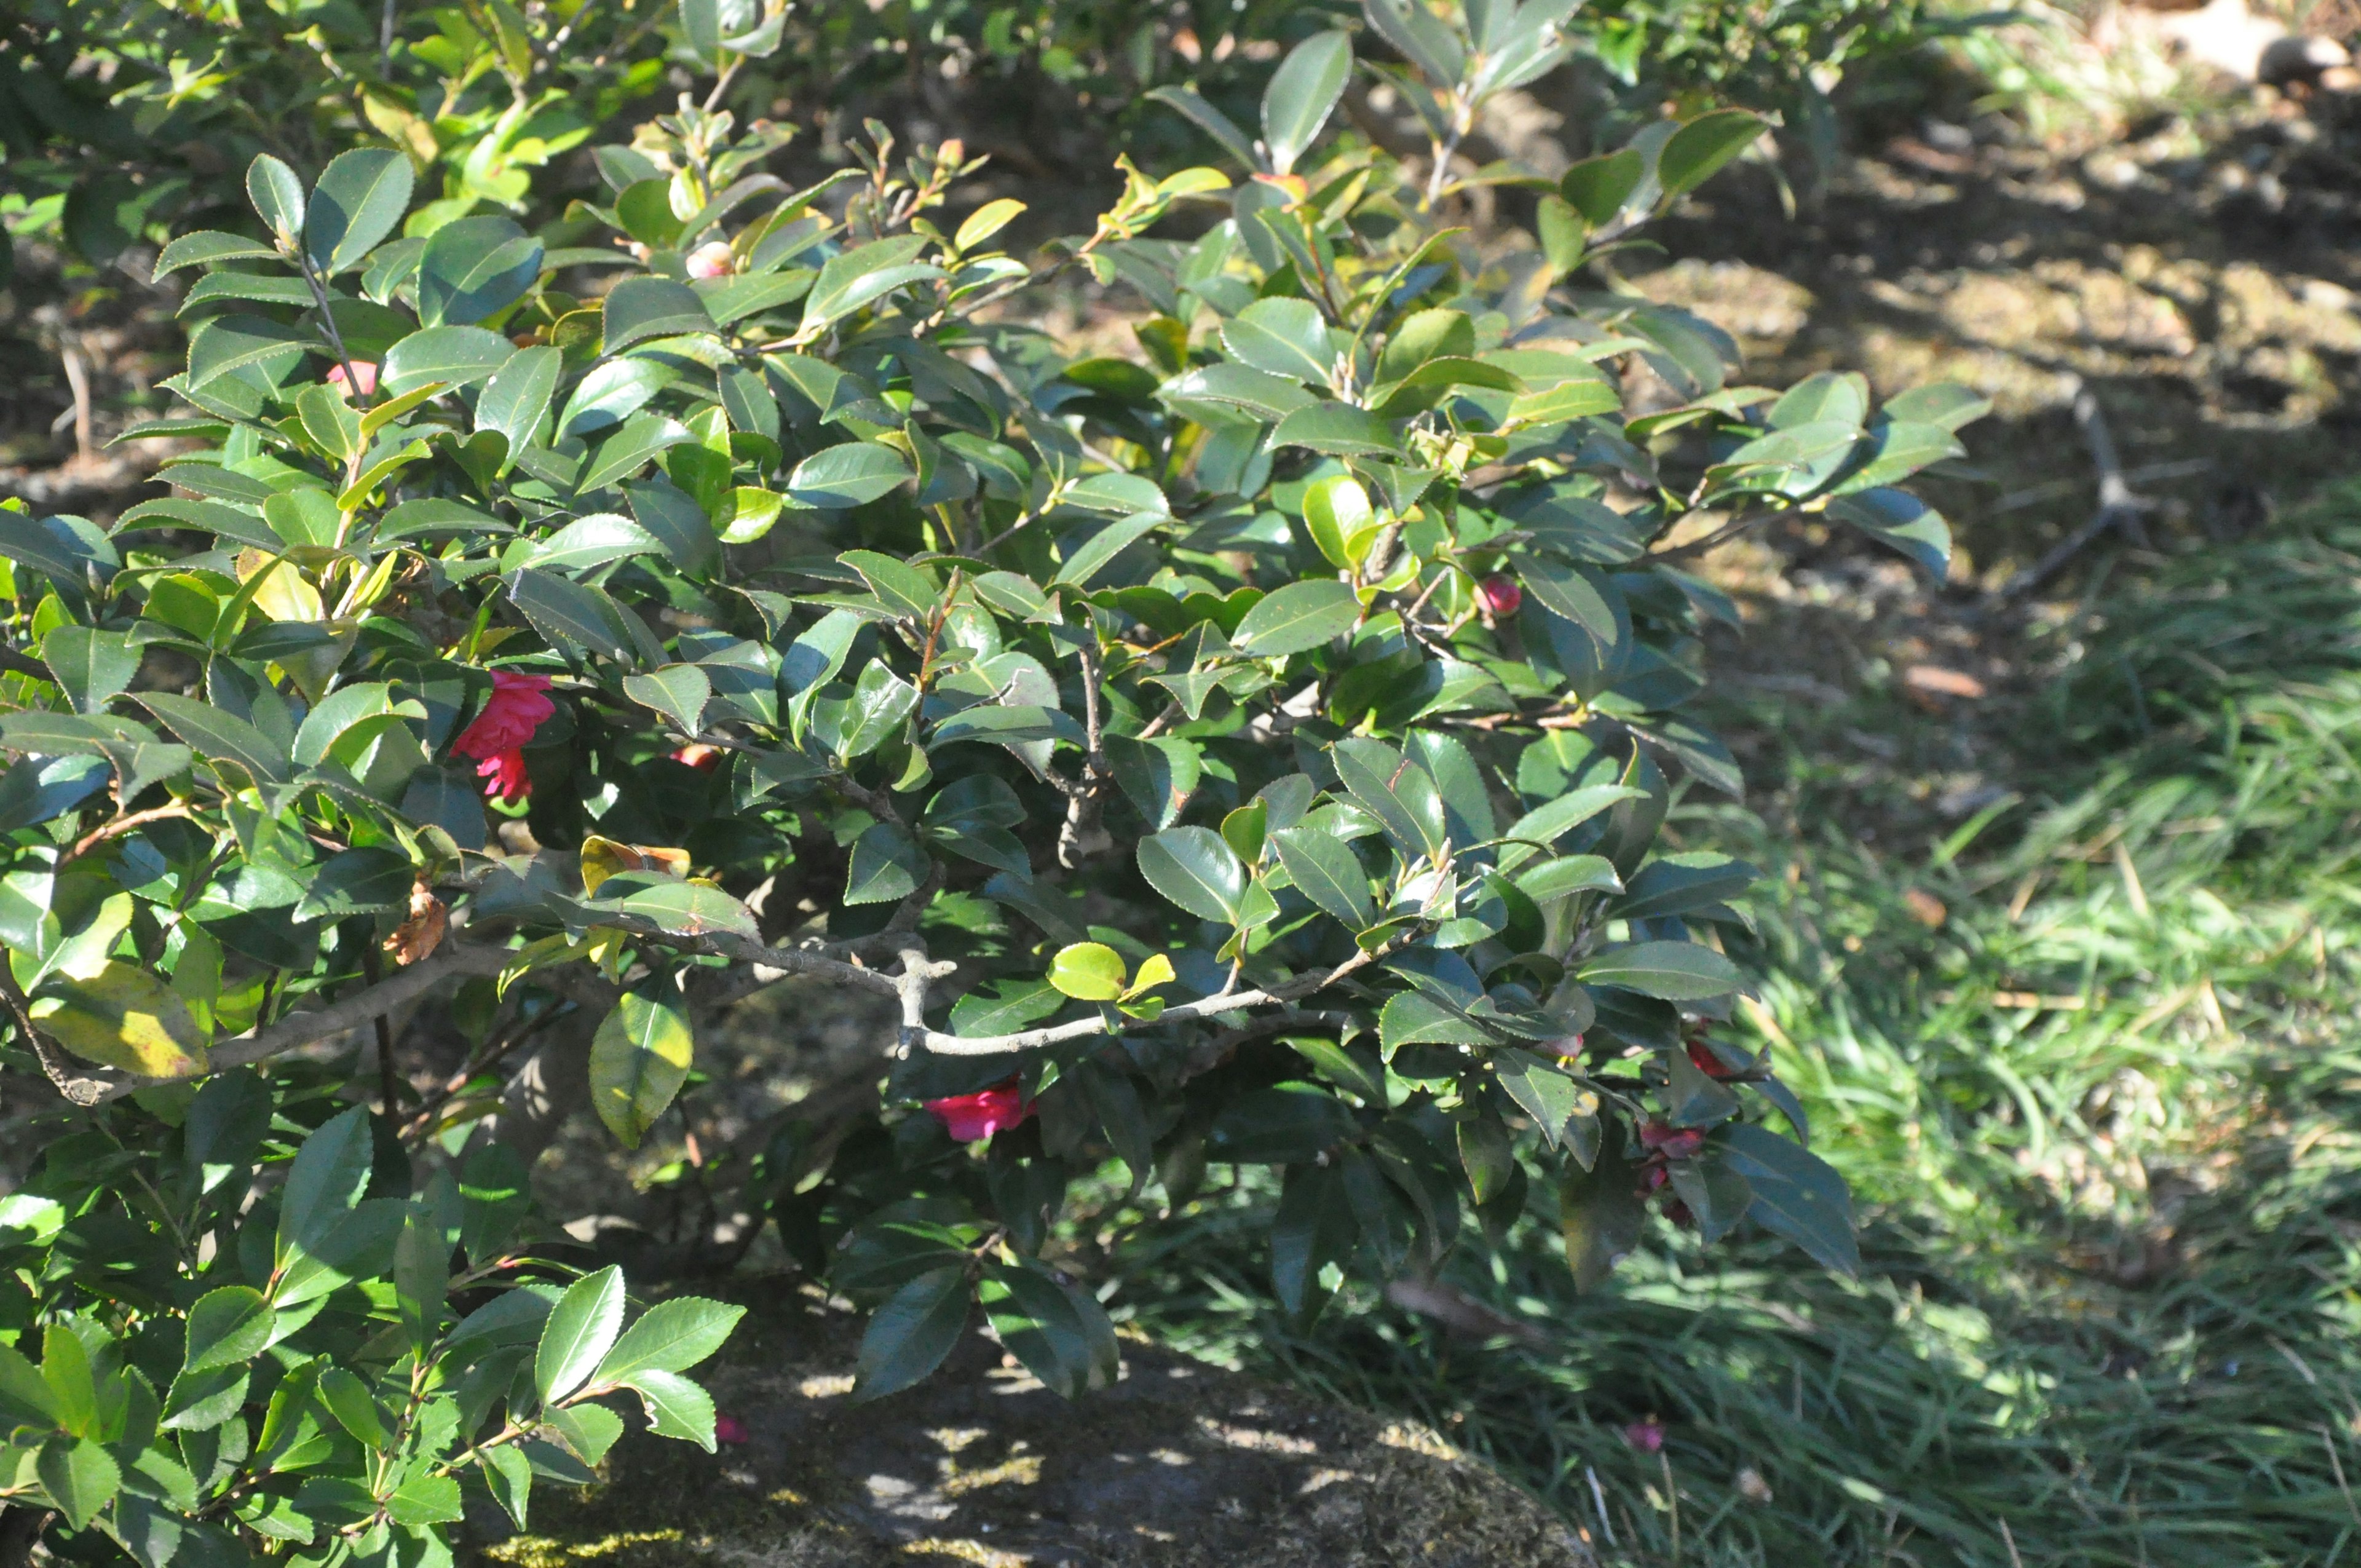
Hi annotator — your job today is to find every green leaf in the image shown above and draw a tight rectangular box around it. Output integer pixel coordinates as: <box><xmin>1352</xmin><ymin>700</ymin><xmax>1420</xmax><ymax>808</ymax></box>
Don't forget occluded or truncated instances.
<box><xmin>981</xmin><ymin>1261</ymin><xmax>1119</xmax><ymax>1399</ymax></box>
<box><xmin>1270</xmin><ymin>826</ymin><xmax>1372</xmax><ymax>928</ymax></box>
<box><xmin>318</xmin><ymin>1367</ymin><xmax>387</xmax><ymax>1447</ymax></box>
<box><xmin>1826</xmin><ymin>488</ymin><xmax>1952</xmax><ymax>579</ymax></box>
<box><xmin>1270</xmin><ymin>402</ymin><xmax>1402</xmax><ymax>457</ymax></box>
<box><xmin>1558</xmin><ymin>147</ymin><xmax>1645</xmax><ymax>227</ymax></box>
<box><xmin>590</xmin><ymin>991</ymin><xmax>695</xmax><ymax>1149</ymax></box>
<box><xmin>930</xmin><ymin>705</ymin><xmax>1085</xmax><ymax>748</ymax></box>
<box><xmin>484</xmin><ymin>1443</ymin><xmax>533</xmax><ymax>1529</ymax></box>
<box><xmin>852</xmin><ymin>1267</ymin><xmax>968</xmax><ymax>1401</ymax></box>
<box><xmin>28</xmin><ymin>961</ymin><xmax>209</xmax><ymax>1078</ymax></box>
<box><xmin>627</xmin><ymin>477</ymin><xmax>720</xmax><ymax>575</ymax></box>
<box><xmin>1233</xmin><ymin>579</ymin><xmax>1359</xmax><ymax>657</ymax></box>
<box><xmin>844</xmin><ymin>822</ymin><xmax>930</xmax><ymax>905</ymax></box>
<box><xmin>801</xmin><ymin>235</ymin><xmax>941</xmax><ymax>332</ymax></box>
<box><xmin>838</xmin><ymin>549</ymin><xmax>941</xmax><ymax>619</ymax></box>
<box><xmin>389</xmin><ymin>1472</ymin><xmax>464</xmax><ymax>1527</ymax></box>
<box><xmin>536</xmin><ymin>1265</ymin><xmax>627</xmax><ymax>1405</ymax></box>
<box><xmin>382</xmin><ymin>325</ymin><xmax>513</xmax><ymax>395</ymax></box>
<box><xmin>1145</xmin><ymin>86</ymin><xmax>1261</xmax><ymax>172</ymax></box>
<box><xmin>1105</xmin><ymin>735</ymin><xmax>1199</xmax><ymax>829</ymax></box>
<box><xmin>593</xmin><ymin>1298</ymin><xmax>746</xmax><ymax>1385</ymax></box>
<box><xmin>1717</xmin><ymin>1123</ymin><xmax>1860</xmax><ymax>1275</ymax></box>
<box><xmin>1493</xmin><ymin>1048</ymin><xmax>1596</xmax><ymax>1149</ymax></box>
<box><xmin>293</xmin><ymin>846</ymin><xmax>414</xmax><ymax>921</ymax></box>
<box><xmin>505</xmin><ymin>568</ymin><xmax>633</xmax><ymax>662</ymax></box>
<box><xmin>1518</xmin><ymin>560</ymin><xmax>1618</xmax><ymax>645</ymax></box>
<box><xmin>1302</xmin><ymin>473</ymin><xmax>1378</xmax><ymax>569</ymax></box>
<box><xmin>1362</xmin><ymin>0</ymin><xmax>1465</xmax><ymax>86</ymax></box>
<box><xmin>790</xmin><ymin>442</ymin><xmax>911</xmax><ymax>509</ymax></box>
<box><xmin>245</xmin><ymin>154</ymin><xmax>304</xmax><ymax>248</ymax></box>
<box><xmin>578</xmin><ymin>414</ymin><xmax>695</xmax><ymax>493</ymax></box>
<box><xmin>42</xmin><ymin>625</ymin><xmax>140</xmax><ymax>715</ymax></box>
<box><xmin>1332</xmin><ymin>737</ymin><xmax>1448</xmax><ymax>863</ymax></box>
<box><xmin>154</xmin><ymin>229</ymin><xmax>280</xmax><ymax>277</ymax></box>
<box><xmin>1658</xmin><ymin>109</ymin><xmax>1767</xmax><ymax>198</ymax></box>
<box><xmin>477</xmin><ymin>345</ymin><xmax>563</xmax><ymax>456</ymax></box>
<box><xmin>186</xmin><ymin>314</ymin><xmax>309</xmax><ymax>388</ymax></box>
<box><xmin>1576</xmin><ymin>940</ymin><xmax>1741</xmax><ymax>1000</ymax></box>
<box><xmin>1261</xmin><ymin>31</ymin><xmax>1353</xmax><ymax>176</ymax></box>
<box><xmin>1048</xmin><ymin>941</ymin><xmax>1127</xmax><ymax>1001</ymax></box>
<box><xmin>296</xmin><ymin>382</ymin><xmax>363</xmax><ymax>462</ymax></box>
<box><xmin>1378</xmin><ymin>990</ymin><xmax>1493</xmax><ymax>1049</ymax></box>
<box><xmin>1515</xmin><ymin>854</ymin><xmax>1623</xmax><ymax>901</ymax></box>
<box><xmin>0</xmin><ymin>1344</ymin><xmax>60</xmax><ymax>1427</ymax></box>
<box><xmin>37</xmin><ymin>1436</ymin><xmax>119</xmax><ymax>1530</ymax></box>
<box><xmin>1220</xmin><ymin>298</ymin><xmax>1332</xmax><ymax>384</ymax></box>
<box><xmin>1136</xmin><ymin>826</ymin><xmax>1245</xmax><ymax>924</ymax></box>
<box><xmin>276</xmin><ymin>1106</ymin><xmax>372</xmax><ymax>1263</ymax></box>
<box><xmin>1159</xmin><ymin>363</ymin><xmax>1318</xmax><ymax>422</ymax></box>
<box><xmin>304</xmin><ymin>148</ymin><xmax>413</xmax><ymax>275</ymax></box>
<box><xmin>1053</xmin><ymin>512</ymin><xmax>1161</xmax><ymax>587</ymax></box>
<box><xmin>604</xmin><ymin>276</ymin><xmax>716</xmax><ymax>352</ymax></box>
<box><xmin>139</xmin><ymin>689</ymin><xmax>291</xmax><ymax>779</ymax></box>
<box><xmin>623</xmin><ymin>663</ymin><xmax>712</xmax><ymax>737</ymax></box>
<box><xmin>624</xmin><ymin>1368</ymin><xmax>718</xmax><ymax>1447</ymax></box>
<box><xmin>603</xmin><ymin>877</ymin><xmax>761</xmax><ymax>940</ymax></box>
<box><xmin>1561</xmin><ymin>1136</ymin><xmax>1648</xmax><ymax>1291</ymax></box>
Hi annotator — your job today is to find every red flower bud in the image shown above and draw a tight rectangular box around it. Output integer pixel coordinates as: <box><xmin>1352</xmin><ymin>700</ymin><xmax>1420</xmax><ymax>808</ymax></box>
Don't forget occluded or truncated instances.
<box><xmin>1623</xmin><ymin>1419</ymin><xmax>1664</xmax><ymax>1454</ymax></box>
<box><xmin>714</xmin><ymin>1413</ymin><xmax>750</xmax><ymax>1444</ymax></box>
<box><xmin>326</xmin><ymin>360</ymin><xmax>379</xmax><ymax>399</ymax></box>
<box><xmin>671</xmin><ymin>743</ymin><xmax>724</xmax><ymax>771</ymax></box>
<box><xmin>1638</xmin><ymin>1120</ymin><xmax>1704</xmax><ymax>1160</ymax></box>
<box><xmin>1478</xmin><ymin>574</ymin><xmax>1522</xmax><ymax>616</ymax></box>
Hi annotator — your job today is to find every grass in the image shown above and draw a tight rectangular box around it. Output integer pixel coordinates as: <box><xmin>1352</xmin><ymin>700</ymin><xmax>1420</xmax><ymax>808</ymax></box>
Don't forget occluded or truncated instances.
<box><xmin>1106</xmin><ymin>490</ymin><xmax>2361</xmax><ymax>1566</ymax></box>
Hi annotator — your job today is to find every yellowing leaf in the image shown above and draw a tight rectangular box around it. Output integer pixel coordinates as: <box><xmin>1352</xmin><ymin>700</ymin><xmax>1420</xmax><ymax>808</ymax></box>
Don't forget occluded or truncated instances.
<box><xmin>590</xmin><ymin>991</ymin><xmax>694</xmax><ymax>1149</ymax></box>
<box><xmin>580</xmin><ymin>834</ymin><xmax>692</xmax><ymax>896</ymax></box>
<box><xmin>31</xmin><ymin>962</ymin><xmax>209</xmax><ymax>1079</ymax></box>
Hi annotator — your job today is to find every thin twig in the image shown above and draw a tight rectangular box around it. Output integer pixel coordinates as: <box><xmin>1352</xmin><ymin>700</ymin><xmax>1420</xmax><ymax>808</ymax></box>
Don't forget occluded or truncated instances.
<box><xmin>1994</xmin><ymin>379</ymin><xmax>2158</xmax><ymax>603</ymax></box>
<box><xmin>65</xmin><ymin>804</ymin><xmax>194</xmax><ymax>863</ymax></box>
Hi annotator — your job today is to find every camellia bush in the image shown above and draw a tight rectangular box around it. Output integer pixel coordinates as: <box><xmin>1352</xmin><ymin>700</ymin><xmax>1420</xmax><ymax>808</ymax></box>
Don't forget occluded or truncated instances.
<box><xmin>0</xmin><ymin>1</ymin><xmax>1983</xmax><ymax>1559</ymax></box>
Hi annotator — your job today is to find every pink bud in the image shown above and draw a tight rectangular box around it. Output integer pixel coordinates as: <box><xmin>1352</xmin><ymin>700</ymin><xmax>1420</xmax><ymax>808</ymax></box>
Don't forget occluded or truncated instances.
<box><xmin>686</xmin><ymin>241</ymin><xmax>735</xmax><ymax>279</ymax></box>
<box><xmin>326</xmin><ymin>360</ymin><xmax>379</xmax><ymax>399</ymax></box>
<box><xmin>1623</xmin><ymin>1419</ymin><xmax>1664</xmax><ymax>1454</ymax></box>
<box><xmin>714</xmin><ymin>1413</ymin><xmax>749</xmax><ymax>1444</ymax></box>
<box><xmin>1479</xmin><ymin>574</ymin><xmax>1522</xmax><ymax>616</ymax></box>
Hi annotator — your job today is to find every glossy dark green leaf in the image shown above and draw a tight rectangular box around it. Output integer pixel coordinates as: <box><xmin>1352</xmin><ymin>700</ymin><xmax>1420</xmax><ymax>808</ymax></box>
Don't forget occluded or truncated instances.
<box><xmin>852</xmin><ymin>1267</ymin><xmax>968</xmax><ymax>1401</ymax></box>
<box><xmin>623</xmin><ymin>664</ymin><xmax>712</xmax><ymax>737</ymax></box>
<box><xmin>382</xmin><ymin>325</ymin><xmax>512</xmax><ymax>394</ymax></box>
<box><xmin>477</xmin><ymin>345</ymin><xmax>562</xmax><ymax>454</ymax></box>
<box><xmin>789</xmin><ymin>443</ymin><xmax>911</xmax><ymax>509</ymax></box>
<box><xmin>1658</xmin><ymin>109</ymin><xmax>1768</xmax><ymax>199</ymax></box>
<box><xmin>1558</xmin><ymin>147</ymin><xmax>1646</xmax><ymax>227</ymax></box>
<box><xmin>1270</xmin><ymin>825</ymin><xmax>1372</xmax><ymax>927</ymax></box>
<box><xmin>305</xmin><ymin>149</ymin><xmax>413</xmax><ymax>275</ymax></box>
<box><xmin>1576</xmin><ymin>940</ymin><xmax>1741</xmax><ymax>1000</ymax></box>
<box><xmin>1332</xmin><ymin>738</ymin><xmax>1448</xmax><ymax>863</ymax></box>
<box><xmin>275</xmin><ymin>1106</ymin><xmax>372</xmax><ymax>1261</ymax></box>
<box><xmin>42</xmin><ymin>626</ymin><xmax>139</xmax><ymax>715</ymax></box>
<box><xmin>1261</xmin><ymin>31</ymin><xmax>1353</xmax><ymax>176</ymax></box>
<box><xmin>590</xmin><ymin>991</ymin><xmax>694</xmax><ymax>1149</ymax></box>
<box><xmin>1825</xmin><ymin>488</ymin><xmax>1951</xmax><ymax>578</ymax></box>
<box><xmin>603</xmin><ymin>276</ymin><xmax>716</xmax><ymax>352</ymax></box>
<box><xmin>536</xmin><ymin>1265</ymin><xmax>625</xmax><ymax>1404</ymax></box>
<box><xmin>578</xmin><ymin>414</ymin><xmax>695</xmax><ymax>493</ymax></box>
<box><xmin>292</xmin><ymin>847</ymin><xmax>414</xmax><ymax>921</ymax></box>
<box><xmin>1233</xmin><ymin>579</ymin><xmax>1358</xmax><ymax>657</ymax></box>
<box><xmin>1136</xmin><ymin>826</ymin><xmax>1245</xmax><ymax>923</ymax></box>
<box><xmin>844</xmin><ymin>822</ymin><xmax>930</xmax><ymax>905</ymax></box>
<box><xmin>1717</xmin><ymin>1123</ymin><xmax>1859</xmax><ymax>1275</ymax></box>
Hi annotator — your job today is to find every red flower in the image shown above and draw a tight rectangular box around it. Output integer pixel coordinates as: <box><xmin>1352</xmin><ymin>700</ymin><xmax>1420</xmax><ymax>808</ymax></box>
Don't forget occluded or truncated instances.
<box><xmin>1478</xmin><ymin>574</ymin><xmax>1522</xmax><ymax>616</ymax></box>
<box><xmin>671</xmin><ymin>743</ymin><xmax>724</xmax><ymax>770</ymax></box>
<box><xmin>1637</xmin><ymin>1120</ymin><xmax>1704</xmax><ymax>1160</ymax></box>
<box><xmin>326</xmin><ymin>360</ymin><xmax>379</xmax><ymax>398</ymax></box>
<box><xmin>1623</xmin><ymin>1419</ymin><xmax>1664</xmax><ymax>1454</ymax></box>
<box><xmin>452</xmin><ymin>670</ymin><xmax>555</xmax><ymax>802</ymax></box>
<box><xmin>714</xmin><ymin>1413</ymin><xmax>750</xmax><ymax>1445</ymax></box>
<box><xmin>925</xmin><ymin>1080</ymin><xmax>1034</xmax><ymax>1142</ymax></box>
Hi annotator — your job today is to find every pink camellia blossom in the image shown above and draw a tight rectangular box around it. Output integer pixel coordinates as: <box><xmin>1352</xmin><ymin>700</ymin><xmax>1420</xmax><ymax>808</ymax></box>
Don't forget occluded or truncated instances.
<box><xmin>1623</xmin><ymin>1419</ymin><xmax>1665</xmax><ymax>1454</ymax></box>
<box><xmin>1478</xmin><ymin>574</ymin><xmax>1522</xmax><ymax>616</ymax></box>
<box><xmin>686</xmin><ymin>241</ymin><xmax>735</xmax><ymax>279</ymax></box>
<box><xmin>925</xmin><ymin>1080</ymin><xmax>1034</xmax><ymax>1142</ymax></box>
<box><xmin>451</xmin><ymin>670</ymin><xmax>555</xmax><ymax>802</ymax></box>
<box><xmin>714</xmin><ymin>1413</ymin><xmax>750</xmax><ymax>1445</ymax></box>
<box><xmin>325</xmin><ymin>360</ymin><xmax>379</xmax><ymax>398</ymax></box>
